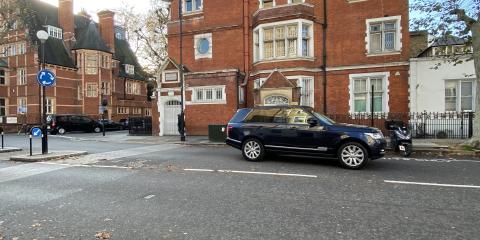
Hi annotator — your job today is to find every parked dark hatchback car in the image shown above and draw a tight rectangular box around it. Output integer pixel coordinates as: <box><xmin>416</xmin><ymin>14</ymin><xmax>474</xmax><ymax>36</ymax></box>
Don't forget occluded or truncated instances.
<box><xmin>47</xmin><ymin>114</ymin><xmax>103</xmax><ymax>135</ymax></box>
<box><xmin>99</xmin><ymin>119</ymin><xmax>125</xmax><ymax>131</ymax></box>
<box><xmin>226</xmin><ymin>106</ymin><xmax>386</xmax><ymax>169</ymax></box>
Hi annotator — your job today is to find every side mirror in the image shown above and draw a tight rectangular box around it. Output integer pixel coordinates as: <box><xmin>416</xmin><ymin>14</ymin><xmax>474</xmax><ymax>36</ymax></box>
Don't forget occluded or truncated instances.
<box><xmin>307</xmin><ymin>117</ymin><xmax>318</xmax><ymax>127</ymax></box>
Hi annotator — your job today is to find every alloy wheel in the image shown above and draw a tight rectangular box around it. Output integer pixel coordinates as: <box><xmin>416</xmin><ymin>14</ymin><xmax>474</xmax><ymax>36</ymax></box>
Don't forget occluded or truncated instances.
<box><xmin>244</xmin><ymin>140</ymin><xmax>261</xmax><ymax>160</ymax></box>
<box><xmin>340</xmin><ymin>145</ymin><xmax>365</xmax><ymax>167</ymax></box>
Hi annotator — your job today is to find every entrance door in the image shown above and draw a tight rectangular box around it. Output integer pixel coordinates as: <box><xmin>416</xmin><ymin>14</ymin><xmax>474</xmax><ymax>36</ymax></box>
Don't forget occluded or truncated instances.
<box><xmin>164</xmin><ymin>100</ymin><xmax>181</xmax><ymax>135</ymax></box>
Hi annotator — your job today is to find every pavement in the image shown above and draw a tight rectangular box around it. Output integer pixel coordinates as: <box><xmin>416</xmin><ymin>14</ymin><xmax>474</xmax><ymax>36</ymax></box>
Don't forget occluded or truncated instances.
<box><xmin>0</xmin><ymin>147</ymin><xmax>22</xmax><ymax>153</ymax></box>
<box><xmin>0</xmin><ymin>135</ymin><xmax>479</xmax><ymax>239</ymax></box>
<box><xmin>10</xmin><ymin>151</ymin><xmax>88</xmax><ymax>162</ymax></box>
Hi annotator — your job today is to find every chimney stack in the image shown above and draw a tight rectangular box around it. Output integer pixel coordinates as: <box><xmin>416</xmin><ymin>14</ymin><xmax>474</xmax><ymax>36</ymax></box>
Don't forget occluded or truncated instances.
<box><xmin>97</xmin><ymin>10</ymin><xmax>115</xmax><ymax>53</ymax></box>
<box><xmin>58</xmin><ymin>0</ymin><xmax>75</xmax><ymax>41</ymax></box>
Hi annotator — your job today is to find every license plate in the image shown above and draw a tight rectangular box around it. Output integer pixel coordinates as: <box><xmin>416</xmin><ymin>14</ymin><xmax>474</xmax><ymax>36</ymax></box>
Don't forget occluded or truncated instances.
<box><xmin>399</xmin><ymin>145</ymin><xmax>405</xmax><ymax>151</ymax></box>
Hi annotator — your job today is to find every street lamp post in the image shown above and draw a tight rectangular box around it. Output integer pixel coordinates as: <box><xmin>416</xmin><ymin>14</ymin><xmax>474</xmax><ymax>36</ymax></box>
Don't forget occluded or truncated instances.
<box><xmin>36</xmin><ymin>30</ymin><xmax>49</xmax><ymax>154</ymax></box>
<box><xmin>163</xmin><ymin>0</ymin><xmax>185</xmax><ymax>142</ymax></box>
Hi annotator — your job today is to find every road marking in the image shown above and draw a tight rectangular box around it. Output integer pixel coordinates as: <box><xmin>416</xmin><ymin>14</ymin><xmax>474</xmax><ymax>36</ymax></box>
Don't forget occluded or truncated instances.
<box><xmin>385</xmin><ymin>180</ymin><xmax>480</xmax><ymax>189</ymax></box>
<box><xmin>184</xmin><ymin>168</ymin><xmax>215</xmax><ymax>172</ymax></box>
<box><xmin>385</xmin><ymin>157</ymin><xmax>480</xmax><ymax>163</ymax></box>
<box><xmin>144</xmin><ymin>194</ymin><xmax>156</xmax><ymax>199</ymax></box>
<box><xmin>218</xmin><ymin>170</ymin><xmax>318</xmax><ymax>178</ymax></box>
<box><xmin>184</xmin><ymin>168</ymin><xmax>317</xmax><ymax>178</ymax></box>
<box><xmin>0</xmin><ymin>145</ymin><xmax>180</xmax><ymax>183</ymax></box>
<box><xmin>0</xmin><ymin>163</ymin><xmax>69</xmax><ymax>183</ymax></box>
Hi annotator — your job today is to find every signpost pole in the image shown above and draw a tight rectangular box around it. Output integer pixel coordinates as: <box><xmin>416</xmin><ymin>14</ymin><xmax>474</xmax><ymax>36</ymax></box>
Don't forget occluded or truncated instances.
<box><xmin>29</xmin><ymin>135</ymin><xmax>33</xmax><ymax>156</ymax></box>
<box><xmin>1</xmin><ymin>131</ymin><xmax>4</xmax><ymax>149</ymax></box>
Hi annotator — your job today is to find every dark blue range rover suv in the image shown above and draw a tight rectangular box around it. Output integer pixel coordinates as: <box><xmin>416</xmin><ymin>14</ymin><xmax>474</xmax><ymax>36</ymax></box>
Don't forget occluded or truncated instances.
<box><xmin>226</xmin><ymin>106</ymin><xmax>386</xmax><ymax>169</ymax></box>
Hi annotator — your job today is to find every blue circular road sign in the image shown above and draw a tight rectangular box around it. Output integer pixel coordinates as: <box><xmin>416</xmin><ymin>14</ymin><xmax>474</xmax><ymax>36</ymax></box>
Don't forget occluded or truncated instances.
<box><xmin>31</xmin><ymin>127</ymin><xmax>43</xmax><ymax>137</ymax></box>
<box><xmin>37</xmin><ymin>69</ymin><xmax>56</xmax><ymax>87</ymax></box>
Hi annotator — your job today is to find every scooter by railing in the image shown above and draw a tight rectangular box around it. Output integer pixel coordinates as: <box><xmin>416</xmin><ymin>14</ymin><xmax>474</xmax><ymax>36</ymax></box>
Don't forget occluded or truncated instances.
<box><xmin>385</xmin><ymin>120</ymin><xmax>412</xmax><ymax>157</ymax></box>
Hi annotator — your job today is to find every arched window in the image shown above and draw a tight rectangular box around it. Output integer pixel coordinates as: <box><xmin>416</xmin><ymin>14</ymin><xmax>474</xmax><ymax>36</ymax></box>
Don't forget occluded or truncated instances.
<box><xmin>264</xmin><ymin>95</ymin><xmax>289</xmax><ymax>106</ymax></box>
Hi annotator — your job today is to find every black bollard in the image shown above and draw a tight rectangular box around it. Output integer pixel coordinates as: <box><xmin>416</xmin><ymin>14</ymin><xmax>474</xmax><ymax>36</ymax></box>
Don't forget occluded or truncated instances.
<box><xmin>29</xmin><ymin>135</ymin><xmax>33</xmax><ymax>156</ymax></box>
<box><xmin>1</xmin><ymin>132</ymin><xmax>4</xmax><ymax>149</ymax></box>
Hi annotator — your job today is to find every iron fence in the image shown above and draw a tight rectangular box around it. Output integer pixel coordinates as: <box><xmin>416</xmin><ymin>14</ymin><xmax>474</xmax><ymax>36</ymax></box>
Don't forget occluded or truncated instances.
<box><xmin>326</xmin><ymin>112</ymin><xmax>475</xmax><ymax>139</ymax></box>
<box><xmin>128</xmin><ymin>117</ymin><xmax>152</xmax><ymax>136</ymax></box>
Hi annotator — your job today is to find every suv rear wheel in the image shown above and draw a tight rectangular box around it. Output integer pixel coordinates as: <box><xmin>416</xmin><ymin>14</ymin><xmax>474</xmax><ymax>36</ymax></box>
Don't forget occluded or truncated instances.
<box><xmin>338</xmin><ymin>142</ymin><xmax>369</xmax><ymax>170</ymax></box>
<box><xmin>57</xmin><ymin>127</ymin><xmax>66</xmax><ymax>135</ymax></box>
<box><xmin>93</xmin><ymin>126</ymin><xmax>102</xmax><ymax>133</ymax></box>
<box><xmin>242</xmin><ymin>138</ymin><xmax>265</xmax><ymax>162</ymax></box>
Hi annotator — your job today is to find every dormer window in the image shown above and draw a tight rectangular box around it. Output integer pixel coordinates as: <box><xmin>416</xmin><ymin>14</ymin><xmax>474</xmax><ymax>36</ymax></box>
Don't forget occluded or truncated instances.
<box><xmin>125</xmin><ymin>64</ymin><xmax>135</xmax><ymax>75</ymax></box>
<box><xmin>47</xmin><ymin>26</ymin><xmax>63</xmax><ymax>39</ymax></box>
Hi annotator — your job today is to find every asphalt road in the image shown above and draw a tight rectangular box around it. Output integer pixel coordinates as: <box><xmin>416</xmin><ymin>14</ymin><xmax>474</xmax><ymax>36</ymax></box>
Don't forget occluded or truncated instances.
<box><xmin>0</xmin><ymin>133</ymin><xmax>479</xmax><ymax>240</ymax></box>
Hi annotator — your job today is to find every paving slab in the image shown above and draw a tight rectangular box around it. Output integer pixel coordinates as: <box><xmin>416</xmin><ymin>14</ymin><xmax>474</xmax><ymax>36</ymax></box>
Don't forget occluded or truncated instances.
<box><xmin>0</xmin><ymin>147</ymin><xmax>22</xmax><ymax>153</ymax></box>
<box><xmin>10</xmin><ymin>151</ymin><xmax>88</xmax><ymax>162</ymax></box>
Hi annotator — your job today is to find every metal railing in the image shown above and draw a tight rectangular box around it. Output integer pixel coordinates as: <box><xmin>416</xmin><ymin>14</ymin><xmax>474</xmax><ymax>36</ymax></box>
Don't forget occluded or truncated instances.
<box><xmin>326</xmin><ymin>112</ymin><xmax>475</xmax><ymax>139</ymax></box>
<box><xmin>128</xmin><ymin>117</ymin><xmax>152</xmax><ymax>136</ymax></box>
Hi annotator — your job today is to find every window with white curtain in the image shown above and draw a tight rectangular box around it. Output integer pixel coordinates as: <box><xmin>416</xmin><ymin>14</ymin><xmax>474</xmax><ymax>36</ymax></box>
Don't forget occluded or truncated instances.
<box><xmin>299</xmin><ymin>77</ymin><xmax>314</xmax><ymax>107</ymax></box>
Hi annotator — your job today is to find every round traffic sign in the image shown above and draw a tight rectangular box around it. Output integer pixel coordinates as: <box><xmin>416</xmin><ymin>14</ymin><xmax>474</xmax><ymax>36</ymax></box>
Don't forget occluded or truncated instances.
<box><xmin>37</xmin><ymin>69</ymin><xmax>56</xmax><ymax>87</ymax></box>
<box><xmin>31</xmin><ymin>127</ymin><xmax>43</xmax><ymax>137</ymax></box>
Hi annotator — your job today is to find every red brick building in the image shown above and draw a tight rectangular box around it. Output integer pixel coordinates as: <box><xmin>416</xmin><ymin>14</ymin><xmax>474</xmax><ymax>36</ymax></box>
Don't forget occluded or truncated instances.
<box><xmin>157</xmin><ymin>0</ymin><xmax>409</xmax><ymax>136</ymax></box>
<box><xmin>0</xmin><ymin>0</ymin><xmax>151</xmax><ymax>131</ymax></box>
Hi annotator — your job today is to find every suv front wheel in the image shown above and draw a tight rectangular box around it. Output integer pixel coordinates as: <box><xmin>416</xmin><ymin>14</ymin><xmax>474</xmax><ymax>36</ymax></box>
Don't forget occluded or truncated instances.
<box><xmin>338</xmin><ymin>142</ymin><xmax>369</xmax><ymax>170</ymax></box>
<box><xmin>242</xmin><ymin>139</ymin><xmax>265</xmax><ymax>162</ymax></box>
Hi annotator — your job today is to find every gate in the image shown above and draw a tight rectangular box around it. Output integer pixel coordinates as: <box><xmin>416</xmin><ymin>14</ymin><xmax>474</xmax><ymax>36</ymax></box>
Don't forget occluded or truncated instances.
<box><xmin>164</xmin><ymin>100</ymin><xmax>181</xmax><ymax>135</ymax></box>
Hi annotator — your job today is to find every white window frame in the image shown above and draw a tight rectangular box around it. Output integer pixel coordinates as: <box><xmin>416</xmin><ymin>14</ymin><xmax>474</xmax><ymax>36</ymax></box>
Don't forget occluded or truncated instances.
<box><xmin>86</xmin><ymin>54</ymin><xmax>98</xmax><ymax>75</ymax></box>
<box><xmin>444</xmin><ymin>79</ymin><xmax>476</xmax><ymax>112</ymax></box>
<box><xmin>183</xmin><ymin>0</ymin><xmax>203</xmax><ymax>14</ymax></box>
<box><xmin>254</xmin><ymin>19</ymin><xmax>314</xmax><ymax>62</ymax></box>
<box><xmin>145</xmin><ymin>108</ymin><xmax>152</xmax><ymax>116</ymax></box>
<box><xmin>101</xmin><ymin>82</ymin><xmax>111</xmax><ymax>95</ymax></box>
<box><xmin>126</xmin><ymin>81</ymin><xmax>141</xmax><ymax>95</ymax></box>
<box><xmin>259</xmin><ymin>0</ymin><xmax>276</xmax><ymax>8</ymax></box>
<box><xmin>17</xmin><ymin>68</ymin><xmax>26</xmax><ymax>85</ymax></box>
<box><xmin>133</xmin><ymin>107</ymin><xmax>142</xmax><ymax>114</ymax></box>
<box><xmin>349</xmin><ymin>72</ymin><xmax>390</xmax><ymax>113</ymax></box>
<box><xmin>288</xmin><ymin>0</ymin><xmax>305</xmax><ymax>4</ymax></box>
<box><xmin>264</xmin><ymin>95</ymin><xmax>289</xmax><ymax>106</ymax></box>
<box><xmin>17</xmin><ymin>97</ymin><xmax>27</xmax><ymax>114</ymax></box>
<box><xmin>365</xmin><ymin>16</ymin><xmax>402</xmax><ymax>56</ymax></box>
<box><xmin>191</xmin><ymin>85</ymin><xmax>226</xmax><ymax>103</ymax></box>
<box><xmin>194</xmin><ymin>33</ymin><xmax>213</xmax><ymax>59</ymax></box>
<box><xmin>125</xmin><ymin>64</ymin><xmax>135</xmax><ymax>75</ymax></box>
<box><xmin>47</xmin><ymin>25</ymin><xmax>63</xmax><ymax>39</ymax></box>
<box><xmin>46</xmin><ymin>98</ymin><xmax>55</xmax><ymax>114</ymax></box>
<box><xmin>163</xmin><ymin>70</ymin><xmax>179</xmax><ymax>83</ymax></box>
<box><xmin>298</xmin><ymin>77</ymin><xmax>314</xmax><ymax>107</ymax></box>
<box><xmin>254</xmin><ymin>78</ymin><xmax>267</xmax><ymax>89</ymax></box>
<box><xmin>86</xmin><ymin>83</ymin><xmax>98</xmax><ymax>97</ymax></box>
<box><xmin>117</xmin><ymin>107</ymin><xmax>129</xmax><ymax>114</ymax></box>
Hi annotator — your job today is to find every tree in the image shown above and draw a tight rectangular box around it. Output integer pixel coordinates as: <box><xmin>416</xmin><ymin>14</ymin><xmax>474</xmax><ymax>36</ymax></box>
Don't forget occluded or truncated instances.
<box><xmin>411</xmin><ymin>0</ymin><xmax>480</xmax><ymax>147</ymax></box>
<box><xmin>0</xmin><ymin>0</ymin><xmax>37</xmax><ymax>45</ymax></box>
<box><xmin>116</xmin><ymin>0</ymin><xmax>169</xmax><ymax>74</ymax></box>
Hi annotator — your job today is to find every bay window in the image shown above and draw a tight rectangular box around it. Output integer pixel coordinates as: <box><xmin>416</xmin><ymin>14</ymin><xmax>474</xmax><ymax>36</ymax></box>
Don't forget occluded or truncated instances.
<box><xmin>254</xmin><ymin>19</ymin><xmax>313</xmax><ymax>62</ymax></box>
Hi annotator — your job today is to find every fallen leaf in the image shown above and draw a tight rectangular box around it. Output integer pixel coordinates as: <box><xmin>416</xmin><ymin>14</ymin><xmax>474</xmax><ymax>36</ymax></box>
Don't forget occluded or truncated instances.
<box><xmin>95</xmin><ymin>231</ymin><xmax>112</xmax><ymax>239</ymax></box>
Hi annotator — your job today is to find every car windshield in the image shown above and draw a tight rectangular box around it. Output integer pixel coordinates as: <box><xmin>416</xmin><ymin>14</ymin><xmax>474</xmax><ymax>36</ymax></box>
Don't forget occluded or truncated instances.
<box><xmin>312</xmin><ymin>111</ymin><xmax>335</xmax><ymax>125</ymax></box>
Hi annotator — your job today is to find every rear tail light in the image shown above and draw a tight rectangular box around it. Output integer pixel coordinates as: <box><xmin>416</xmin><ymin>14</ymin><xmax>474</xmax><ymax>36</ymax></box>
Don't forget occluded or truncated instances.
<box><xmin>52</xmin><ymin>121</ymin><xmax>56</xmax><ymax>128</ymax></box>
<box><xmin>226</xmin><ymin>125</ymin><xmax>233</xmax><ymax>138</ymax></box>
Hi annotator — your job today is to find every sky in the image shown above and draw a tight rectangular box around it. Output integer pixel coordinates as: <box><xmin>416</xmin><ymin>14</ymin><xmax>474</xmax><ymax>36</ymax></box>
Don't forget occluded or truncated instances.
<box><xmin>39</xmin><ymin>0</ymin><xmax>152</xmax><ymax>20</ymax></box>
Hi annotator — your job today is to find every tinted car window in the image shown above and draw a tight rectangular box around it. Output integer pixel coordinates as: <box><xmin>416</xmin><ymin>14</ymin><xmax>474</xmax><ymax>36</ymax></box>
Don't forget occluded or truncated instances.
<box><xmin>80</xmin><ymin>117</ymin><xmax>92</xmax><ymax>123</ymax></box>
<box><xmin>57</xmin><ymin>116</ymin><xmax>68</xmax><ymax>122</ymax></box>
<box><xmin>244</xmin><ymin>108</ymin><xmax>283</xmax><ymax>123</ymax></box>
<box><xmin>283</xmin><ymin>108</ymin><xmax>311</xmax><ymax>124</ymax></box>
